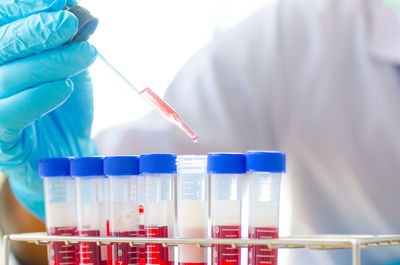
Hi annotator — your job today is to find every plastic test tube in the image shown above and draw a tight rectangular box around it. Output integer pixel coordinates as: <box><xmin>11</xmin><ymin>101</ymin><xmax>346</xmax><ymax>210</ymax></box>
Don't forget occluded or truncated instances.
<box><xmin>71</xmin><ymin>157</ymin><xmax>108</xmax><ymax>265</ymax></box>
<box><xmin>140</xmin><ymin>154</ymin><xmax>176</xmax><ymax>265</ymax></box>
<box><xmin>176</xmin><ymin>155</ymin><xmax>208</xmax><ymax>265</ymax></box>
<box><xmin>104</xmin><ymin>173</ymin><xmax>111</xmax><ymax>265</ymax></box>
<box><xmin>105</xmin><ymin>156</ymin><xmax>140</xmax><ymax>265</ymax></box>
<box><xmin>208</xmin><ymin>153</ymin><xmax>245</xmax><ymax>265</ymax></box>
<box><xmin>246</xmin><ymin>151</ymin><xmax>286</xmax><ymax>265</ymax></box>
<box><xmin>137</xmin><ymin>173</ymin><xmax>146</xmax><ymax>265</ymax></box>
<box><xmin>40</xmin><ymin>158</ymin><xmax>78</xmax><ymax>265</ymax></box>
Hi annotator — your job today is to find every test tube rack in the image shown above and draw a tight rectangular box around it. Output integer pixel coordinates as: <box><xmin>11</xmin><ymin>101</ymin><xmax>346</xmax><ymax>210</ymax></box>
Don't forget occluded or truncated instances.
<box><xmin>3</xmin><ymin>233</ymin><xmax>400</xmax><ymax>265</ymax></box>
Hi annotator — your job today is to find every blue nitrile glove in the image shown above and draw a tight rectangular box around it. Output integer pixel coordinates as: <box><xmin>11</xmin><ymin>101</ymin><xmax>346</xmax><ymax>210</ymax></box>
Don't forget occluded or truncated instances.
<box><xmin>0</xmin><ymin>0</ymin><xmax>98</xmax><ymax>221</ymax></box>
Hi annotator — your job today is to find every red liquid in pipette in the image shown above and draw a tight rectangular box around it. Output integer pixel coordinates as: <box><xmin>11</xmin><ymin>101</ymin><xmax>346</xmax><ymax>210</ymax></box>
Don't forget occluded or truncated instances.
<box><xmin>248</xmin><ymin>226</ymin><xmax>279</xmax><ymax>265</ymax></box>
<box><xmin>211</xmin><ymin>225</ymin><xmax>241</xmax><ymax>265</ymax></box>
<box><xmin>139</xmin><ymin>87</ymin><xmax>198</xmax><ymax>143</ymax></box>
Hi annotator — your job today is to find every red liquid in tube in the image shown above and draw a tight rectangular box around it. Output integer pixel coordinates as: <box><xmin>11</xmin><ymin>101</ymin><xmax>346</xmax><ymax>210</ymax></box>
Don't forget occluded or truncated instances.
<box><xmin>145</xmin><ymin>226</ymin><xmax>171</xmax><ymax>265</ymax></box>
<box><xmin>111</xmin><ymin>231</ymin><xmax>139</xmax><ymax>265</ymax></box>
<box><xmin>79</xmin><ymin>230</ymin><xmax>106</xmax><ymax>265</ymax></box>
<box><xmin>47</xmin><ymin>227</ymin><xmax>78</xmax><ymax>265</ymax></box>
<box><xmin>211</xmin><ymin>225</ymin><xmax>241</xmax><ymax>265</ymax></box>
<box><xmin>248</xmin><ymin>226</ymin><xmax>279</xmax><ymax>265</ymax></box>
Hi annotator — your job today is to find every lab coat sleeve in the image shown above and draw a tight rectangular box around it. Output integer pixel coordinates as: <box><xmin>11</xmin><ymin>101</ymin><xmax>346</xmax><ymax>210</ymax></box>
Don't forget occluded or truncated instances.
<box><xmin>95</xmin><ymin>0</ymin><xmax>309</xmax><ymax>155</ymax></box>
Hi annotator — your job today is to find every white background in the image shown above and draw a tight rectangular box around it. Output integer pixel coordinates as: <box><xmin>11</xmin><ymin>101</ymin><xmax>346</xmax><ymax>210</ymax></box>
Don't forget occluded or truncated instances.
<box><xmin>82</xmin><ymin>0</ymin><xmax>271</xmax><ymax>136</ymax></box>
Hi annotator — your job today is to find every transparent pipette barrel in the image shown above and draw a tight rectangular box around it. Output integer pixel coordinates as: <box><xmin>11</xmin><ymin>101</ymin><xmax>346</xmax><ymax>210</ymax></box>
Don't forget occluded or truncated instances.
<box><xmin>208</xmin><ymin>153</ymin><xmax>245</xmax><ymax>265</ymax></box>
<box><xmin>105</xmin><ymin>156</ymin><xmax>140</xmax><ymax>265</ymax></box>
<box><xmin>71</xmin><ymin>157</ymin><xmax>108</xmax><ymax>265</ymax></box>
<box><xmin>97</xmin><ymin>54</ymin><xmax>198</xmax><ymax>143</ymax></box>
<box><xmin>40</xmin><ymin>158</ymin><xmax>79</xmax><ymax>265</ymax></box>
<box><xmin>140</xmin><ymin>154</ymin><xmax>176</xmax><ymax>265</ymax></box>
<box><xmin>246</xmin><ymin>151</ymin><xmax>286</xmax><ymax>265</ymax></box>
<box><xmin>176</xmin><ymin>156</ymin><xmax>208</xmax><ymax>265</ymax></box>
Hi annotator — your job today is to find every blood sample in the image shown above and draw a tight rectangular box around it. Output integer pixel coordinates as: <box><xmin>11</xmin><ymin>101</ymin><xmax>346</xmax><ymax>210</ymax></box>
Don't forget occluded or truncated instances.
<box><xmin>72</xmin><ymin>157</ymin><xmax>108</xmax><ymax>265</ymax></box>
<box><xmin>246</xmin><ymin>151</ymin><xmax>285</xmax><ymax>265</ymax></box>
<box><xmin>139</xmin><ymin>87</ymin><xmax>198</xmax><ymax>143</ymax></box>
<box><xmin>105</xmin><ymin>156</ymin><xmax>140</xmax><ymax>265</ymax></box>
<box><xmin>140</xmin><ymin>154</ymin><xmax>176</xmax><ymax>265</ymax></box>
<box><xmin>208</xmin><ymin>153</ymin><xmax>245</xmax><ymax>265</ymax></box>
<box><xmin>176</xmin><ymin>155</ymin><xmax>208</xmax><ymax>265</ymax></box>
<box><xmin>40</xmin><ymin>158</ymin><xmax>79</xmax><ymax>265</ymax></box>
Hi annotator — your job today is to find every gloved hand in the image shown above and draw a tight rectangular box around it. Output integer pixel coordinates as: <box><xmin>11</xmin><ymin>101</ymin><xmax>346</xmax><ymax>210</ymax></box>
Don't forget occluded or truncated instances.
<box><xmin>0</xmin><ymin>0</ymin><xmax>98</xmax><ymax>221</ymax></box>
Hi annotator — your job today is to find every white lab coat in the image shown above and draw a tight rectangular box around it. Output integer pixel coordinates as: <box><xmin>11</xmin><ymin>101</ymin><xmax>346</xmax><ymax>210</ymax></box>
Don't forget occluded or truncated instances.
<box><xmin>96</xmin><ymin>0</ymin><xmax>400</xmax><ymax>264</ymax></box>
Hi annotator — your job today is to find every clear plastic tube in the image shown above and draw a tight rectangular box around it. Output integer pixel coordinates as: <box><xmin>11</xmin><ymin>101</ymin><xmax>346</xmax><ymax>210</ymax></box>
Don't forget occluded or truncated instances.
<box><xmin>176</xmin><ymin>155</ymin><xmax>208</xmax><ymax>265</ymax></box>
<box><xmin>105</xmin><ymin>156</ymin><xmax>141</xmax><ymax>265</ymax></box>
<box><xmin>144</xmin><ymin>173</ymin><xmax>175</xmax><ymax>265</ymax></box>
<box><xmin>246</xmin><ymin>151</ymin><xmax>285</xmax><ymax>265</ymax></box>
<box><xmin>208</xmin><ymin>153</ymin><xmax>245</xmax><ymax>265</ymax></box>
<box><xmin>41</xmin><ymin>158</ymin><xmax>78</xmax><ymax>265</ymax></box>
<box><xmin>141</xmin><ymin>154</ymin><xmax>176</xmax><ymax>265</ymax></box>
<box><xmin>137</xmin><ymin>174</ymin><xmax>146</xmax><ymax>265</ymax></box>
<box><xmin>109</xmin><ymin>175</ymin><xmax>139</xmax><ymax>265</ymax></box>
<box><xmin>104</xmin><ymin>175</ymin><xmax>111</xmax><ymax>265</ymax></box>
<box><xmin>210</xmin><ymin>174</ymin><xmax>242</xmax><ymax>265</ymax></box>
<box><xmin>72</xmin><ymin>158</ymin><xmax>107</xmax><ymax>265</ymax></box>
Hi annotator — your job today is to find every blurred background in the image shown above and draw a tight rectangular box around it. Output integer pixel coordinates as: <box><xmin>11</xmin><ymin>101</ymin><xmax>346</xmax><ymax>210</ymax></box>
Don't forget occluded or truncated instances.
<box><xmin>83</xmin><ymin>0</ymin><xmax>271</xmax><ymax>136</ymax></box>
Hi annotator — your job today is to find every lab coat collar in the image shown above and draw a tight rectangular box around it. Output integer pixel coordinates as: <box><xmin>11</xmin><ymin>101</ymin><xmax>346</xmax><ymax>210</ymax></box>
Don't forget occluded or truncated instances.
<box><xmin>369</xmin><ymin>0</ymin><xmax>400</xmax><ymax>64</ymax></box>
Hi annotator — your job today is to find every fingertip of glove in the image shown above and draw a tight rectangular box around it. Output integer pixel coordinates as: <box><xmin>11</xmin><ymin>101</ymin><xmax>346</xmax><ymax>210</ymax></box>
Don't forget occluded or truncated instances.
<box><xmin>90</xmin><ymin>45</ymin><xmax>98</xmax><ymax>58</ymax></box>
<box><xmin>71</xmin><ymin>42</ymin><xmax>98</xmax><ymax>65</ymax></box>
<box><xmin>80</xmin><ymin>42</ymin><xmax>98</xmax><ymax>57</ymax></box>
<box><xmin>57</xmin><ymin>10</ymin><xmax>79</xmax><ymax>42</ymax></box>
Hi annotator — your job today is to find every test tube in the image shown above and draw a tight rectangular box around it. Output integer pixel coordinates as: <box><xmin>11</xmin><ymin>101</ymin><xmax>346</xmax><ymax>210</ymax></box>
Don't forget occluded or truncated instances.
<box><xmin>246</xmin><ymin>151</ymin><xmax>285</xmax><ymax>265</ymax></box>
<box><xmin>208</xmin><ymin>153</ymin><xmax>245</xmax><ymax>265</ymax></box>
<box><xmin>71</xmin><ymin>157</ymin><xmax>107</xmax><ymax>265</ymax></box>
<box><xmin>137</xmin><ymin>173</ymin><xmax>146</xmax><ymax>265</ymax></box>
<box><xmin>176</xmin><ymin>155</ymin><xmax>208</xmax><ymax>265</ymax></box>
<box><xmin>140</xmin><ymin>154</ymin><xmax>176</xmax><ymax>265</ymax></box>
<box><xmin>105</xmin><ymin>156</ymin><xmax>140</xmax><ymax>265</ymax></box>
<box><xmin>104</xmin><ymin>173</ymin><xmax>111</xmax><ymax>265</ymax></box>
<box><xmin>40</xmin><ymin>158</ymin><xmax>78</xmax><ymax>265</ymax></box>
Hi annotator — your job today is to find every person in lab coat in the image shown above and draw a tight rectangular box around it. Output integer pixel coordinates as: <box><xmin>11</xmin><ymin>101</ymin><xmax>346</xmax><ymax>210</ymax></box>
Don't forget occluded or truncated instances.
<box><xmin>1</xmin><ymin>0</ymin><xmax>400</xmax><ymax>264</ymax></box>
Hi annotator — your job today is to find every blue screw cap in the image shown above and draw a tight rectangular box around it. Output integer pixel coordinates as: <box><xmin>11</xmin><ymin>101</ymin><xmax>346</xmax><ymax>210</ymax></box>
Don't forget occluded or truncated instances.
<box><xmin>39</xmin><ymin>158</ymin><xmax>71</xmax><ymax>177</ymax></box>
<box><xmin>246</xmin><ymin>151</ymin><xmax>286</xmax><ymax>173</ymax></box>
<box><xmin>140</xmin><ymin>154</ymin><xmax>177</xmax><ymax>174</ymax></box>
<box><xmin>207</xmin><ymin>153</ymin><xmax>246</xmax><ymax>174</ymax></box>
<box><xmin>104</xmin><ymin>156</ymin><xmax>140</xmax><ymax>175</ymax></box>
<box><xmin>70</xmin><ymin>157</ymin><xmax>104</xmax><ymax>177</ymax></box>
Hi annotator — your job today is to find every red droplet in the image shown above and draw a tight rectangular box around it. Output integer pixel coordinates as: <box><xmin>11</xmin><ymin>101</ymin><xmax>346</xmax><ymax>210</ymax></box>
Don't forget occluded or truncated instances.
<box><xmin>138</xmin><ymin>205</ymin><xmax>144</xmax><ymax>215</ymax></box>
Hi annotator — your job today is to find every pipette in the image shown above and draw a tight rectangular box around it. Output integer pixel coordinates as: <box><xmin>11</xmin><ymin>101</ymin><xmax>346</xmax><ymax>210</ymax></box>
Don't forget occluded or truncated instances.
<box><xmin>66</xmin><ymin>5</ymin><xmax>199</xmax><ymax>143</ymax></box>
<box><xmin>98</xmin><ymin>54</ymin><xmax>198</xmax><ymax>143</ymax></box>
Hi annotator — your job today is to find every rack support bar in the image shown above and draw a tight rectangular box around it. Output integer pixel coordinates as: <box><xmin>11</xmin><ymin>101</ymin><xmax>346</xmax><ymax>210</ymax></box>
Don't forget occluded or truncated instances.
<box><xmin>2</xmin><ymin>235</ymin><xmax>10</xmax><ymax>265</ymax></box>
<box><xmin>352</xmin><ymin>240</ymin><xmax>361</xmax><ymax>265</ymax></box>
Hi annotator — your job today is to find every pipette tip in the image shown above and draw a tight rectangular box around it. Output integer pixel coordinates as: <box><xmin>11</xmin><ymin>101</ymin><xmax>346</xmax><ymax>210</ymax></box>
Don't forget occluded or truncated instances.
<box><xmin>192</xmin><ymin>136</ymin><xmax>199</xmax><ymax>143</ymax></box>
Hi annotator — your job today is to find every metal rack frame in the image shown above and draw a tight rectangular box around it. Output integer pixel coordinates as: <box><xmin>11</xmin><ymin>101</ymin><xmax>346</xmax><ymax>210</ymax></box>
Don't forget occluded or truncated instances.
<box><xmin>3</xmin><ymin>233</ymin><xmax>400</xmax><ymax>265</ymax></box>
